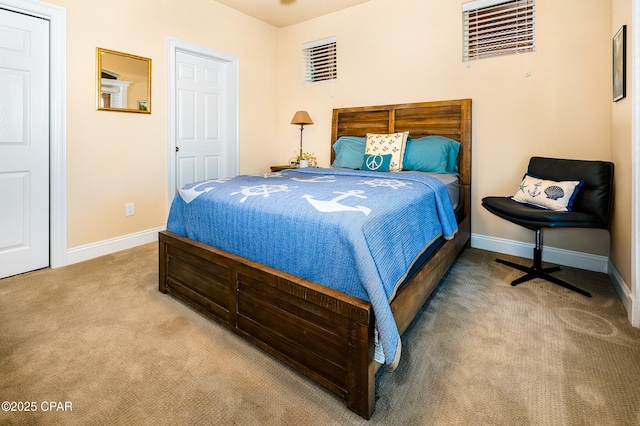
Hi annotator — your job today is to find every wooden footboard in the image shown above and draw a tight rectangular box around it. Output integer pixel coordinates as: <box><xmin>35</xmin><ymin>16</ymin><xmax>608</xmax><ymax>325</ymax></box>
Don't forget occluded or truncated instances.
<box><xmin>159</xmin><ymin>215</ymin><xmax>469</xmax><ymax>419</ymax></box>
<box><xmin>159</xmin><ymin>230</ymin><xmax>377</xmax><ymax>418</ymax></box>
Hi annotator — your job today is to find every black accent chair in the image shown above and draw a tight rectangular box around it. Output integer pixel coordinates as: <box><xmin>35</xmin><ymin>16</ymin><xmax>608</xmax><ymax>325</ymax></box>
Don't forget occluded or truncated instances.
<box><xmin>482</xmin><ymin>157</ymin><xmax>614</xmax><ymax>298</ymax></box>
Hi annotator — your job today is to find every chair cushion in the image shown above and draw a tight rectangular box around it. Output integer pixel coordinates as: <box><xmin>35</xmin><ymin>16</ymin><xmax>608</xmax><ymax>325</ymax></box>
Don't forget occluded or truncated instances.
<box><xmin>482</xmin><ymin>196</ymin><xmax>604</xmax><ymax>230</ymax></box>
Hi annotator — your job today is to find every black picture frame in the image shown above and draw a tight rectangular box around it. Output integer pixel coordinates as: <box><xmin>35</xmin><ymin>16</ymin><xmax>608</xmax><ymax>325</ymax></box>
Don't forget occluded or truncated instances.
<box><xmin>613</xmin><ymin>25</ymin><xmax>626</xmax><ymax>102</ymax></box>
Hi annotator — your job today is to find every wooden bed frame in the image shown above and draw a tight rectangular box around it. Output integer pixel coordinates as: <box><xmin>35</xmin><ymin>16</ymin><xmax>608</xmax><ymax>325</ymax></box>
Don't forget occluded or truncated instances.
<box><xmin>159</xmin><ymin>99</ymin><xmax>472</xmax><ymax>419</ymax></box>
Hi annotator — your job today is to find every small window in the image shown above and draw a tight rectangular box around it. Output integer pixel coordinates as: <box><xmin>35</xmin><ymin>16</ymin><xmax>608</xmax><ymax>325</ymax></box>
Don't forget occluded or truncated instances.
<box><xmin>302</xmin><ymin>36</ymin><xmax>337</xmax><ymax>84</ymax></box>
<box><xmin>463</xmin><ymin>0</ymin><xmax>535</xmax><ymax>62</ymax></box>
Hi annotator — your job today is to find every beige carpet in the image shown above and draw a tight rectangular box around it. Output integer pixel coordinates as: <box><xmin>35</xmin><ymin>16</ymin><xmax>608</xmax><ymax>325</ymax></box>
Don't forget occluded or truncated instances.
<box><xmin>1</xmin><ymin>243</ymin><xmax>639</xmax><ymax>425</ymax></box>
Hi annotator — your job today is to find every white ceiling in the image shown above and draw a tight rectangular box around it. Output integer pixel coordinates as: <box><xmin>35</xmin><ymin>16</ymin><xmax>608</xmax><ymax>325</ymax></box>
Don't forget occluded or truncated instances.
<box><xmin>213</xmin><ymin>0</ymin><xmax>370</xmax><ymax>28</ymax></box>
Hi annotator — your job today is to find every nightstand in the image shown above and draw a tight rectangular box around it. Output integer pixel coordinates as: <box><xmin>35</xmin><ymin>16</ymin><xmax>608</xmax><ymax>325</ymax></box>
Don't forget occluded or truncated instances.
<box><xmin>270</xmin><ymin>165</ymin><xmax>294</xmax><ymax>172</ymax></box>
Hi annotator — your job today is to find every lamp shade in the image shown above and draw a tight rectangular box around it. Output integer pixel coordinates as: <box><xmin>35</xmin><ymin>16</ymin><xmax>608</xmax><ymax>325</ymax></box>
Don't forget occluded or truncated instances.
<box><xmin>290</xmin><ymin>110</ymin><xmax>313</xmax><ymax>125</ymax></box>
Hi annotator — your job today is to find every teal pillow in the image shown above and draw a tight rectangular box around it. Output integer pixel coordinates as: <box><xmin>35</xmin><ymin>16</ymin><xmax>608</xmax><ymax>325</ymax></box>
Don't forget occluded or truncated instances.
<box><xmin>331</xmin><ymin>136</ymin><xmax>366</xmax><ymax>169</ymax></box>
<box><xmin>403</xmin><ymin>135</ymin><xmax>460</xmax><ymax>175</ymax></box>
<box><xmin>361</xmin><ymin>153</ymin><xmax>392</xmax><ymax>172</ymax></box>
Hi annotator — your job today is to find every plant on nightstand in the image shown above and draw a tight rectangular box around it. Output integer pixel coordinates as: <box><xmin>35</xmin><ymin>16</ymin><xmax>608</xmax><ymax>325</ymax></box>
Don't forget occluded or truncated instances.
<box><xmin>290</xmin><ymin>151</ymin><xmax>317</xmax><ymax>168</ymax></box>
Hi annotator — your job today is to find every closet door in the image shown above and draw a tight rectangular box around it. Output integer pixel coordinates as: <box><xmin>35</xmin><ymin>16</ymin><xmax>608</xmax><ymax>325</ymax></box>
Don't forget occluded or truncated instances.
<box><xmin>0</xmin><ymin>8</ymin><xmax>50</xmax><ymax>278</ymax></box>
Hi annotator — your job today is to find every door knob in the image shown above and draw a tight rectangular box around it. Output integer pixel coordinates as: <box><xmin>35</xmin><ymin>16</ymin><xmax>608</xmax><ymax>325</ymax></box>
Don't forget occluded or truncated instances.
<box><xmin>175</xmin><ymin>146</ymin><xmax>180</xmax><ymax>152</ymax></box>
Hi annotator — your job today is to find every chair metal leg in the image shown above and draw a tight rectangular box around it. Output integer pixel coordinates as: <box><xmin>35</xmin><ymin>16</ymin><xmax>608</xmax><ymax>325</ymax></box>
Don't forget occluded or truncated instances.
<box><xmin>496</xmin><ymin>229</ymin><xmax>591</xmax><ymax>298</ymax></box>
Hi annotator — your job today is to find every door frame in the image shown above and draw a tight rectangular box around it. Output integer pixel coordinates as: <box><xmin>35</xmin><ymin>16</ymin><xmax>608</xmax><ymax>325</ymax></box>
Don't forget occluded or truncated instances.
<box><xmin>632</xmin><ymin>0</ymin><xmax>640</xmax><ymax>327</ymax></box>
<box><xmin>0</xmin><ymin>0</ymin><xmax>67</xmax><ymax>269</ymax></box>
<box><xmin>167</xmin><ymin>37</ymin><xmax>239</xmax><ymax>205</ymax></box>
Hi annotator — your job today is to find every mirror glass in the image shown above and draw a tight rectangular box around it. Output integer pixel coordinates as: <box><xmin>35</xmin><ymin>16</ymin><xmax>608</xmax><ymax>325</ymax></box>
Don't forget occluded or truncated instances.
<box><xmin>97</xmin><ymin>48</ymin><xmax>151</xmax><ymax>113</ymax></box>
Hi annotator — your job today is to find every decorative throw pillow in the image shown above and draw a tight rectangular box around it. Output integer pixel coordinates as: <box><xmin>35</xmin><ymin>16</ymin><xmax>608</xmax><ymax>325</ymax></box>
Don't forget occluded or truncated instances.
<box><xmin>512</xmin><ymin>174</ymin><xmax>584</xmax><ymax>211</ymax></box>
<box><xmin>364</xmin><ymin>132</ymin><xmax>409</xmax><ymax>172</ymax></box>
<box><xmin>331</xmin><ymin>136</ymin><xmax>366</xmax><ymax>169</ymax></box>
<box><xmin>361</xmin><ymin>153</ymin><xmax>392</xmax><ymax>172</ymax></box>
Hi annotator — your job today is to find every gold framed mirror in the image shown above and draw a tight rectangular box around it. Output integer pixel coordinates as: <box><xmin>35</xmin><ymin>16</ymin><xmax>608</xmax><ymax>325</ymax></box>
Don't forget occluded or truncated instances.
<box><xmin>96</xmin><ymin>47</ymin><xmax>151</xmax><ymax>114</ymax></box>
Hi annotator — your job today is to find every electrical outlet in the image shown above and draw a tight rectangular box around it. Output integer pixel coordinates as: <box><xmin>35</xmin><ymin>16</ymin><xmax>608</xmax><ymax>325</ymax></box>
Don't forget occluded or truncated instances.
<box><xmin>125</xmin><ymin>202</ymin><xmax>135</xmax><ymax>217</ymax></box>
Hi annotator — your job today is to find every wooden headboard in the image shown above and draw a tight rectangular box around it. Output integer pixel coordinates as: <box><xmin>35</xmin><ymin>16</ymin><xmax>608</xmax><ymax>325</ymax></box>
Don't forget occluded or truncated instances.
<box><xmin>331</xmin><ymin>99</ymin><xmax>472</xmax><ymax>216</ymax></box>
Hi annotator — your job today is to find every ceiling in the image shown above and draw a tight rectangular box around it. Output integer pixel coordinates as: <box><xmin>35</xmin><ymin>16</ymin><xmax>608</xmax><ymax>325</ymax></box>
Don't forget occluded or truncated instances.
<box><xmin>213</xmin><ymin>0</ymin><xmax>370</xmax><ymax>28</ymax></box>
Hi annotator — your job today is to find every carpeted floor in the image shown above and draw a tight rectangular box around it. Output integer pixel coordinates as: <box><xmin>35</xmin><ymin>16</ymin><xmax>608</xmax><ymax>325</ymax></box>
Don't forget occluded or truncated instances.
<box><xmin>1</xmin><ymin>243</ymin><xmax>639</xmax><ymax>425</ymax></box>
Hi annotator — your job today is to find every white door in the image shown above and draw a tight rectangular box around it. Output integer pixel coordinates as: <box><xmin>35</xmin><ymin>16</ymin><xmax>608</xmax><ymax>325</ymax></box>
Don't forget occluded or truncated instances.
<box><xmin>0</xmin><ymin>9</ymin><xmax>49</xmax><ymax>279</ymax></box>
<box><xmin>175</xmin><ymin>51</ymin><xmax>228</xmax><ymax>190</ymax></box>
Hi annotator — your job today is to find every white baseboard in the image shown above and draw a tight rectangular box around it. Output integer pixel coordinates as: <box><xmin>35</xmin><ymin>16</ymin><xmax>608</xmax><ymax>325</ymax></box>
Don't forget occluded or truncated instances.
<box><xmin>607</xmin><ymin>260</ymin><xmax>638</xmax><ymax>326</ymax></box>
<box><xmin>471</xmin><ymin>233</ymin><xmax>609</xmax><ymax>273</ymax></box>
<box><xmin>66</xmin><ymin>226</ymin><xmax>165</xmax><ymax>266</ymax></box>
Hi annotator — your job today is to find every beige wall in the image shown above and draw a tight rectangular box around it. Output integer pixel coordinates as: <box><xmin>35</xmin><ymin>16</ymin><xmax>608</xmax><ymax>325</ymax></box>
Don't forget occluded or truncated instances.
<box><xmin>278</xmin><ymin>0</ymin><xmax>614</xmax><ymax>257</ymax></box>
<box><xmin>48</xmin><ymin>0</ymin><xmax>280</xmax><ymax>248</ymax></box>
<box><xmin>40</xmin><ymin>0</ymin><xmax>634</xmax><ymax>285</ymax></box>
<box><xmin>611</xmin><ymin>0</ymin><xmax>633</xmax><ymax>289</ymax></box>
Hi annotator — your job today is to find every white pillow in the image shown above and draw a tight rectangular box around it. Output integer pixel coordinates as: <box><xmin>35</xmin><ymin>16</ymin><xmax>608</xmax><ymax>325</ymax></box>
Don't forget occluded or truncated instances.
<box><xmin>364</xmin><ymin>132</ymin><xmax>409</xmax><ymax>172</ymax></box>
<box><xmin>512</xmin><ymin>174</ymin><xmax>583</xmax><ymax>211</ymax></box>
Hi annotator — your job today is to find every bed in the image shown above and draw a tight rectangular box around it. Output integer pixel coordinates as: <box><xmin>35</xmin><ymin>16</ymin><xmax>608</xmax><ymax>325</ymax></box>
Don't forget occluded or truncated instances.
<box><xmin>159</xmin><ymin>99</ymin><xmax>472</xmax><ymax>419</ymax></box>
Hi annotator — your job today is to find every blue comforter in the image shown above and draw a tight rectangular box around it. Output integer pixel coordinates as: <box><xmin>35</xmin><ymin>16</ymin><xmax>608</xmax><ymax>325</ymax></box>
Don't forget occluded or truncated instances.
<box><xmin>167</xmin><ymin>168</ymin><xmax>458</xmax><ymax>370</ymax></box>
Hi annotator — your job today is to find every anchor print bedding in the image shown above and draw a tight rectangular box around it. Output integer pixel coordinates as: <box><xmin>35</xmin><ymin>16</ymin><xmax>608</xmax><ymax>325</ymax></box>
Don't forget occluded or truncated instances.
<box><xmin>166</xmin><ymin>168</ymin><xmax>458</xmax><ymax>369</ymax></box>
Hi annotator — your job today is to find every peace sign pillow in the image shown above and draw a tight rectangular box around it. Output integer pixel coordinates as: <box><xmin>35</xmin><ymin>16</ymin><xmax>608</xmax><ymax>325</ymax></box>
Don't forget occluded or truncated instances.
<box><xmin>364</xmin><ymin>132</ymin><xmax>409</xmax><ymax>171</ymax></box>
<box><xmin>361</xmin><ymin>154</ymin><xmax>392</xmax><ymax>172</ymax></box>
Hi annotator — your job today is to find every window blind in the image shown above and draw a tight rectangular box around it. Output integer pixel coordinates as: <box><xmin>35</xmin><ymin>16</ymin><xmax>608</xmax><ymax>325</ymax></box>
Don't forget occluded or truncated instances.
<box><xmin>302</xmin><ymin>36</ymin><xmax>337</xmax><ymax>83</ymax></box>
<box><xmin>463</xmin><ymin>0</ymin><xmax>535</xmax><ymax>62</ymax></box>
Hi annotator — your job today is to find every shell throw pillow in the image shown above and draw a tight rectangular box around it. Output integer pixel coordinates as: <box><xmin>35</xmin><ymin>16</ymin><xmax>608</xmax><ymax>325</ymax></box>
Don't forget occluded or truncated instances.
<box><xmin>512</xmin><ymin>174</ymin><xmax>584</xmax><ymax>211</ymax></box>
<box><xmin>364</xmin><ymin>132</ymin><xmax>409</xmax><ymax>171</ymax></box>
